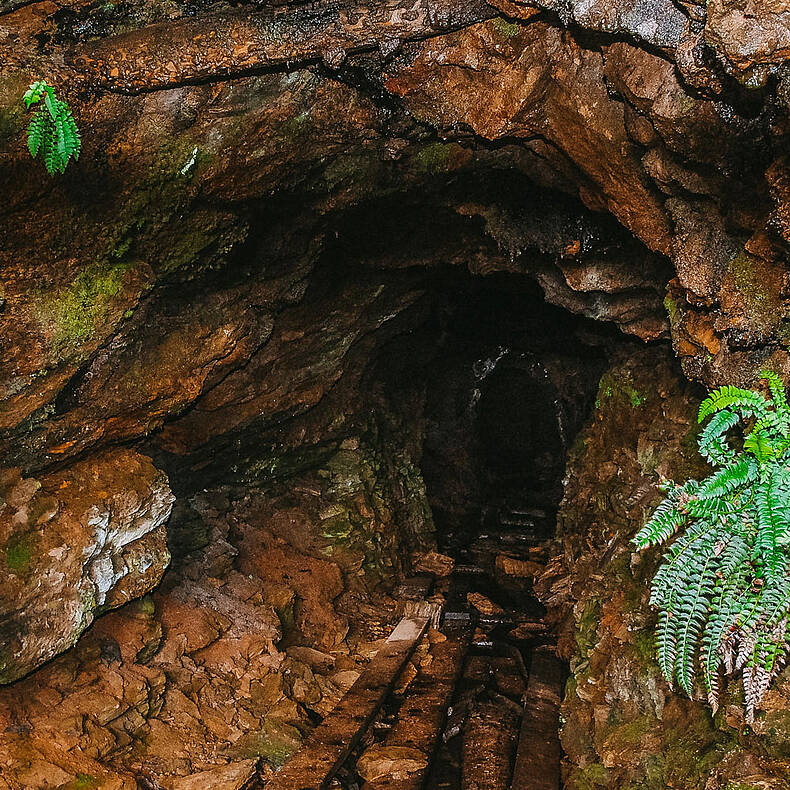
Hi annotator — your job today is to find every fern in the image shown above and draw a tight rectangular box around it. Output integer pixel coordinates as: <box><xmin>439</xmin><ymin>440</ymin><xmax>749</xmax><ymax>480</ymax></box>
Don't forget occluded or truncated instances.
<box><xmin>634</xmin><ymin>479</ymin><xmax>697</xmax><ymax>549</ymax></box>
<box><xmin>23</xmin><ymin>80</ymin><xmax>80</xmax><ymax>175</ymax></box>
<box><xmin>698</xmin><ymin>385</ymin><xmax>772</xmax><ymax>423</ymax></box>
<box><xmin>698</xmin><ymin>409</ymin><xmax>739</xmax><ymax>466</ymax></box>
<box><xmin>635</xmin><ymin>371</ymin><xmax>790</xmax><ymax>722</ymax></box>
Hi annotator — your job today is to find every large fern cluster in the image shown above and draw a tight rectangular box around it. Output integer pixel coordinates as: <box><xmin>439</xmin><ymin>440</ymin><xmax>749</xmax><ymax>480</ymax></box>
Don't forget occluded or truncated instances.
<box><xmin>23</xmin><ymin>80</ymin><xmax>81</xmax><ymax>175</ymax></box>
<box><xmin>634</xmin><ymin>371</ymin><xmax>790</xmax><ymax>722</ymax></box>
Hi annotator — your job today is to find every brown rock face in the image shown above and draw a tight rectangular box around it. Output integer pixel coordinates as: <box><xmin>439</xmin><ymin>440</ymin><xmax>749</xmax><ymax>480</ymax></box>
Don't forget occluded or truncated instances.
<box><xmin>705</xmin><ymin>0</ymin><xmax>790</xmax><ymax>81</ymax></box>
<box><xmin>536</xmin><ymin>345</ymin><xmax>790</xmax><ymax>788</ymax></box>
<box><xmin>0</xmin><ymin>450</ymin><xmax>174</xmax><ymax>683</ymax></box>
<box><xmin>6</xmin><ymin>0</ymin><xmax>790</xmax><ymax>785</ymax></box>
<box><xmin>384</xmin><ymin>21</ymin><xmax>673</xmax><ymax>255</ymax></box>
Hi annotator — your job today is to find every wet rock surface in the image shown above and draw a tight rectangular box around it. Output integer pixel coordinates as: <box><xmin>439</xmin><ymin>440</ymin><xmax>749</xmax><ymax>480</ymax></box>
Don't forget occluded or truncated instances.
<box><xmin>5</xmin><ymin>0</ymin><xmax>790</xmax><ymax>785</ymax></box>
<box><xmin>0</xmin><ymin>449</ymin><xmax>173</xmax><ymax>683</ymax></box>
<box><xmin>537</xmin><ymin>344</ymin><xmax>790</xmax><ymax>788</ymax></box>
<box><xmin>0</xmin><ymin>456</ymin><xmax>411</xmax><ymax>789</ymax></box>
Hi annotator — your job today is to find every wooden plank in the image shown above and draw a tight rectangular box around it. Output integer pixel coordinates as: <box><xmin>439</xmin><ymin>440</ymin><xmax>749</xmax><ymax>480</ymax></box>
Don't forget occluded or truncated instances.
<box><xmin>511</xmin><ymin>645</ymin><xmax>564</xmax><ymax>790</ymax></box>
<box><xmin>461</xmin><ymin>696</ymin><xmax>521</xmax><ymax>790</ymax></box>
<box><xmin>265</xmin><ymin>616</ymin><xmax>430</xmax><ymax>790</ymax></box>
<box><xmin>362</xmin><ymin>624</ymin><xmax>472</xmax><ymax>790</ymax></box>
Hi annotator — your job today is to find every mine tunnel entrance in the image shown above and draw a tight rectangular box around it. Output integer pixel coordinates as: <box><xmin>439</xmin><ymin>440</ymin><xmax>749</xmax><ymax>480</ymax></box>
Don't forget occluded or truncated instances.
<box><xmin>208</xmin><ymin>181</ymin><xmax>649</xmax><ymax>789</ymax></box>
<box><xmin>413</xmin><ymin>273</ymin><xmax>612</xmax><ymax>562</ymax></box>
<box><xmin>281</xmin><ymin>236</ymin><xmax>624</xmax><ymax>788</ymax></box>
<box><xmin>0</xmin><ymin>167</ymin><xmax>665</xmax><ymax>790</ymax></box>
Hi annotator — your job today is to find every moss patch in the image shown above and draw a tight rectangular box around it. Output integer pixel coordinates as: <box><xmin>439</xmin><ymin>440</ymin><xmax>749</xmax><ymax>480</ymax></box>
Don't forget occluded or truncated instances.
<box><xmin>4</xmin><ymin>532</ymin><xmax>35</xmax><ymax>575</ymax></box>
<box><xmin>0</xmin><ymin>102</ymin><xmax>24</xmax><ymax>148</ymax></box>
<box><xmin>567</xmin><ymin>762</ymin><xmax>610</xmax><ymax>789</ymax></box>
<box><xmin>316</xmin><ymin>447</ymin><xmax>400</xmax><ymax>577</ymax></box>
<box><xmin>61</xmin><ymin>774</ymin><xmax>101</xmax><ymax>790</ymax></box>
<box><xmin>232</xmin><ymin>719</ymin><xmax>302</xmax><ymax>766</ymax></box>
<box><xmin>575</xmin><ymin>598</ymin><xmax>602</xmax><ymax>661</ymax></box>
<box><xmin>491</xmin><ymin>17</ymin><xmax>521</xmax><ymax>38</ymax></box>
<box><xmin>595</xmin><ymin>369</ymin><xmax>647</xmax><ymax>409</ymax></box>
<box><xmin>37</xmin><ymin>260</ymin><xmax>134</xmax><ymax>352</ymax></box>
<box><xmin>638</xmin><ymin>717</ymin><xmax>736</xmax><ymax>790</ymax></box>
<box><xmin>414</xmin><ymin>142</ymin><xmax>454</xmax><ymax>175</ymax></box>
<box><xmin>663</xmin><ymin>293</ymin><xmax>679</xmax><ymax>324</ymax></box>
<box><xmin>0</xmin><ymin>73</ymin><xmax>30</xmax><ymax>148</ymax></box>
<box><xmin>757</xmin><ymin>708</ymin><xmax>790</xmax><ymax>758</ymax></box>
<box><xmin>725</xmin><ymin>251</ymin><xmax>783</xmax><ymax>331</ymax></box>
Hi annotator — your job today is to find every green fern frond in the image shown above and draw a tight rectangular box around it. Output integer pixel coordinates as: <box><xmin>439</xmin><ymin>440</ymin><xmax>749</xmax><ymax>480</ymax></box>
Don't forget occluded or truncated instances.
<box><xmin>698</xmin><ymin>385</ymin><xmax>772</xmax><ymax>424</ymax></box>
<box><xmin>650</xmin><ymin>526</ymin><xmax>713</xmax><ymax>610</ymax></box>
<box><xmin>755</xmin><ymin>472</ymin><xmax>790</xmax><ymax>576</ymax></box>
<box><xmin>685</xmin><ymin>496</ymin><xmax>736</xmax><ymax>520</ymax></box>
<box><xmin>698</xmin><ymin>409</ymin><xmax>739</xmax><ymax>465</ymax></box>
<box><xmin>762</xmin><ymin>370</ymin><xmax>790</xmax><ymax>425</ymax></box>
<box><xmin>657</xmin><ymin>609</ymin><xmax>679</xmax><ymax>686</ymax></box>
<box><xmin>700</xmin><ymin>562</ymin><xmax>750</xmax><ymax>709</ymax></box>
<box><xmin>694</xmin><ymin>457</ymin><xmax>756</xmax><ymax>500</ymax></box>
<box><xmin>637</xmin><ymin>373</ymin><xmax>790</xmax><ymax>720</ymax></box>
<box><xmin>756</xmin><ymin>575</ymin><xmax>790</xmax><ymax>630</ymax></box>
<box><xmin>674</xmin><ymin>536</ymin><xmax>720</xmax><ymax>694</ymax></box>
<box><xmin>22</xmin><ymin>80</ymin><xmax>80</xmax><ymax>175</ymax></box>
<box><xmin>652</xmin><ymin>530</ymin><xmax>718</xmax><ymax>686</ymax></box>
<box><xmin>634</xmin><ymin>480</ymin><xmax>699</xmax><ymax>550</ymax></box>
<box><xmin>744</xmin><ymin>429</ymin><xmax>778</xmax><ymax>461</ymax></box>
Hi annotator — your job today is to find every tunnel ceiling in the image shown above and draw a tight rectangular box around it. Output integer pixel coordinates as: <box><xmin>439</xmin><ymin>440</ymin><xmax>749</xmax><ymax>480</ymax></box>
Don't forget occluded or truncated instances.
<box><xmin>5</xmin><ymin>0</ymin><xmax>790</xmax><ymax>467</ymax></box>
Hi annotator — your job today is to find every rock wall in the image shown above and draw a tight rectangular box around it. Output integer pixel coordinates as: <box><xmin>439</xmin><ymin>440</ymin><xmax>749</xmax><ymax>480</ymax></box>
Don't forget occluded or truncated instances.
<box><xmin>0</xmin><ymin>422</ymin><xmax>436</xmax><ymax>787</ymax></box>
<box><xmin>538</xmin><ymin>345</ymin><xmax>790</xmax><ymax>789</ymax></box>
<box><xmin>5</xmin><ymin>0</ymin><xmax>790</xmax><ymax>786</ymax></box>
<box><xmin>4</xmin><ymin>0</ymin><xmax>790</xmax><ymax>470</ymax></box>
<box><xmin>0</xmin><ymin>449</ymin><xmax>173</xmax><ymax>684</ymax></box>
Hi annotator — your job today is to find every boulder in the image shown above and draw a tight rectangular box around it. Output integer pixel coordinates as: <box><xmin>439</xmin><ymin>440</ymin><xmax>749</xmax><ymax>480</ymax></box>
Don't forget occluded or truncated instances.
<box><xmin>0</xmin><ymin>449</ymin><xmax>173</xmax><ymax>682</ymax></box>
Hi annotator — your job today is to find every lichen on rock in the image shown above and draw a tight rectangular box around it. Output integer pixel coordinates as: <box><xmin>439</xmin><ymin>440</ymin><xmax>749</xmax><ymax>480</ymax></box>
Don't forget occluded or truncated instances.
<box><xmin>0</xmin><ymin>450</ymin><xmax>174</xmax><ymax>683</ymax></box>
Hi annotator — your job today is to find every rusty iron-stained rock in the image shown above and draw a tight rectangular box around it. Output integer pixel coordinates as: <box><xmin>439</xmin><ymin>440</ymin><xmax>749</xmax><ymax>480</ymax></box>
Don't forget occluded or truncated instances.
<box><xmin>67</xmin><ymin>0</ymin><xmax>499</xmax><ymax>93</ymax></box>
<box><xmin>0</xmin><ymin>450</ymin><xmax>174</xmax><ymax>683</ymax></box>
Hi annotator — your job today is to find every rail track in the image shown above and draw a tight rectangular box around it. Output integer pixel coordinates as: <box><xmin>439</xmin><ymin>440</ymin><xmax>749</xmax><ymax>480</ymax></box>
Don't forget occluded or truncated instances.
<box><xmin>259</xmin><ymin>506</ymin><xmax>564</xmax><ymax>790</ymax></box>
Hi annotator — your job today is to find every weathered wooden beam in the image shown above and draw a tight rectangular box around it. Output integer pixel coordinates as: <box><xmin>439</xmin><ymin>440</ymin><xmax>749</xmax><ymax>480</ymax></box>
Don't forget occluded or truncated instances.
<box><xmin>67</xmin><ymin>0</ymin><xmax>498</xmax><ymax>93</ymax></box>
<box><xmin>265</xmin><ymin>615</ymin><xmax>430</xmax><ymax>790</ymax></box>
<box><xmin>511</xmin><ymin>644</ymin><xmax>563</xmax><ymax>790</ymax></box>
<box><xmin>361</xmin><ymin>623</ymin><xmax>472</xmax><ymax>790</ymax></box>
<box><xmin>461</xmin><ymin>695</ymin><xmax>521</xmax><ymax>790</ymax></box>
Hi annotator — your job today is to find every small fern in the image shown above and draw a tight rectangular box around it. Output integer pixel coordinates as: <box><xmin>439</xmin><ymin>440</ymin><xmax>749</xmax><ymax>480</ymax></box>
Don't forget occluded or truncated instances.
<box><xmin>634</xmin><ymin>371</ymin><xmax>790</xmax><ymax>722</ymax></box>
<box><xmin>23</xmin><ymin>80</ymin><xmax>81</xmax><ymax>175</ymax></box>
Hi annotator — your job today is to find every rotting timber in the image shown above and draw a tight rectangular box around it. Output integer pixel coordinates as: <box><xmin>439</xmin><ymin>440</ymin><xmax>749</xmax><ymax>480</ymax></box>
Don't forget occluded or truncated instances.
<box><xmin>259</xmin><ymin>504</ymin><xmax>563</xmax><ymax>790</ymax></box>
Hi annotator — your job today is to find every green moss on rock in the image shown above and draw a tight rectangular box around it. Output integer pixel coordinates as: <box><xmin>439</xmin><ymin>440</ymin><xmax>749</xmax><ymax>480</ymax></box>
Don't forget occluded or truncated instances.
<box><xmin>60</xmin><ymin>774</ymin><xmax>100</xmax><ymax>790</ymax></box>
<box><xmin>491</xmin><ymin>17</ymin><xmax>521</xmax><ymax>38</ymax></box>
<box><xmin>414</xmin><ymin>142</ymin><xmax>454</xmax><ymax>175</ymax></box>
<box><xmin>639</xmin><ymin>717</ymin><xmax>736</xmax><ymax>790</ymax></box>
<box><xmin>595</xmin><ymin>369</ymin><xmax>647</xmax><ymax>409</ymax></box>
<box><xmin>575</xmin><ymin>598</ymin><xmax>602</xmax><ymax>661</ymax></box>
<box><xmin>321</xmin><ymin>151</ymin><xmax>381</xmax><ymax>193</ymax></box>
<box><xmin>0</xmin><ymin>74</ymin><xmax>29</xmax><ymax>147</ymax></box>
<box><xmin>725</xmin><ymin>251</ymin><xmax>783</xmax><ymax>330</ymax></box>
<box><xmin>663</xmin><ymin>294</ymin><xmax>679</xmax><ymax>324</ymax></box>
<box><xmin>756</xmin><ymin>709</ymin><xmax>790</xmax><ymax>758</ymax></box>
<box><xmin>567</xmin><ymin>762</ymin><xmax>610</xmax><ymax>789</ymax></box>
<box><xmin>4</xmin><ymin>531</ymin><xmax>35</xmax><ymax>574</ymax></box>
<box><xmin>37</xmin><ymin>260</ymin><xmax>136</xmax><ymax>352</ymax></box>
<box><xmin>232</xmin><ymin>719</ymin><xmax>302</xmax><ymax>766</ymax></box>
